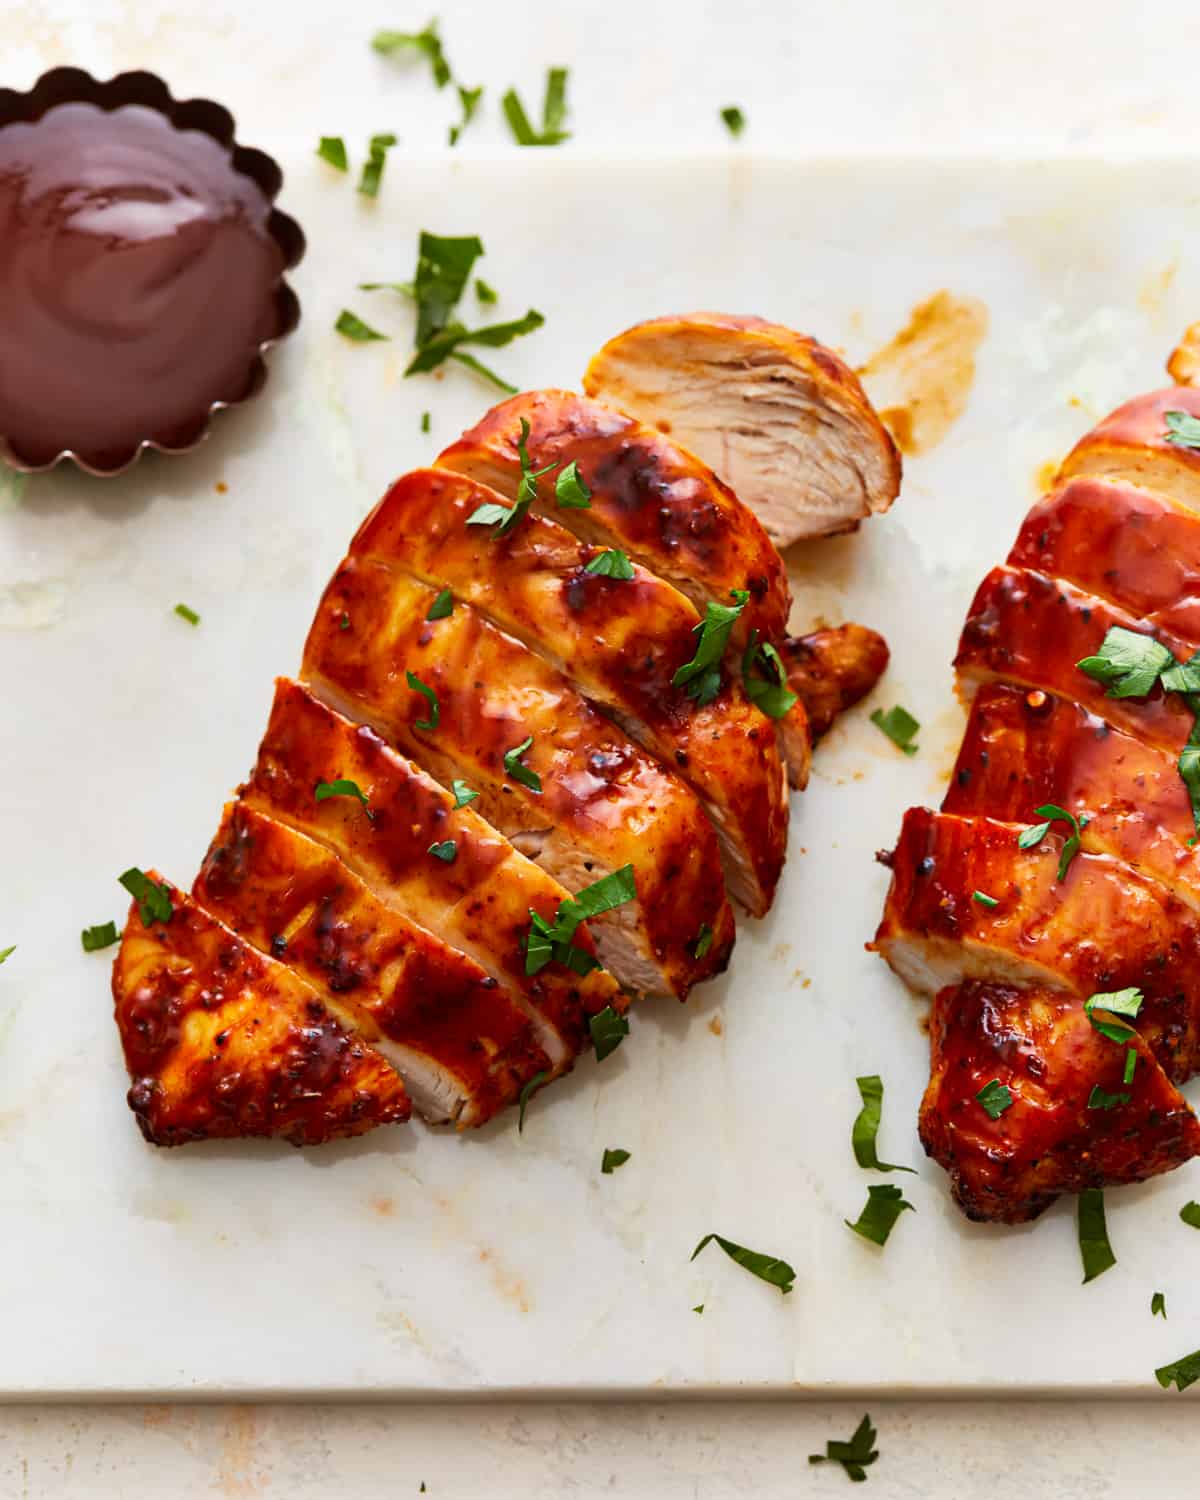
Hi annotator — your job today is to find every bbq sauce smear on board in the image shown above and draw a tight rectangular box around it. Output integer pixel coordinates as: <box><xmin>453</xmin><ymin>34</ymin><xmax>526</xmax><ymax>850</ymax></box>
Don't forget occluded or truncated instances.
<box><xmin>0</xmin><ymin>102</ymin><xmax>284</xmax><ymax>469</ymax></box>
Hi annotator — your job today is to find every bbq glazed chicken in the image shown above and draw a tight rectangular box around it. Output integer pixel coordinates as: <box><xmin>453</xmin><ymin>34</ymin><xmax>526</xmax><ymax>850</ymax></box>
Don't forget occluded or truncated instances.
<box><xmin>112</xmin><ymin>313</ymin><xmax>897</xmax><ymax>1146</ymax></box>
<box><xmin>874</xmin><ymin>370</ymin><xmax>1200</xmax><ymax>1223</ymax></box>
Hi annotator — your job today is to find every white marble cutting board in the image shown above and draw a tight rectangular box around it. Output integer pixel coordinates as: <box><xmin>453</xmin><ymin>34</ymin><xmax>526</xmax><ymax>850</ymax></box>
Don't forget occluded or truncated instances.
<box><xmin>4</xmin><ymin>141</ymin><xmax>1200</xmax><ymax>1397</ymax></box>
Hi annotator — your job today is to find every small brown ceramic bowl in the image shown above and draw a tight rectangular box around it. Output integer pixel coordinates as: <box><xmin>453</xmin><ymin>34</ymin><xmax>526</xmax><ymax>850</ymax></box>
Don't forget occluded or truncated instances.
<box><xmin>0</xmin><ymin>67</ymin><xmax>304</xmax><ymax>477</ymax></box>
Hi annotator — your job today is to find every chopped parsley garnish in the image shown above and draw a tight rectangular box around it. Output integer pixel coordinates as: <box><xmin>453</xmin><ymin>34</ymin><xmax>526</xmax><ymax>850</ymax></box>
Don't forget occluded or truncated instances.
<box><xmin>372</xmin><ymin>21</ymin><xmax>450</xmax><ymax>85</ymax></box>
<box><xmin>1085</xmin><ymin>988</ymin><xmax>1143</xmax><ymax>1045</ymax></box>
<box><xmin>601</xmin><ymin>1148</ymin><xmax>630</xmax><ymax>1174</ymax></box>
<box><xmin>673</xmin><ymin>590</ymin><xmax>750</xmax><ymax>706</ymax></box>
<box><xmin>0</xmin><ymin>946</ymin><xmax>12</xmax><ymax>964</ymax></box>
<box><xmin>425</xmin><ymin>588</ymin><xmax>454</xmax><ymax>621</ymax></box>
<box><xmin>972</xmin><ymin>890</ymin><xmax>999</xmax><ymax>908</ymax></box>
<box><xmin>585</xmin><ymin>549</ymin><xmax>635</xmax><ymax>580</ymax></box>
<box><xmin>451</xmin><ymin>779</ymin><xmax>478</xmax><ymax>809</ymax></box>
<box><xmin>173</xmin><ymin>602</ymin><xmax>200</xmax><ymax>626</ymax></box>
<box><xmin>809</xmin><ymin>1414</ymin><xmax>879</xmax><ymax>1484</ymax></box>
<box><xmin>692</xmin><ymin>1304</ymin><xmax>704</xmax><ymax>1315</ymax></box>
<box><xmin>466</xmin><ymin>499</ymin><xmax>517</xmax><ymax>531</ymax></box>
<box><xmin>1077</xmin><ymin>1187</ymin><xmax>1116</xmax><ymax>1283</ymax></box>
<box><xmin>428</xmin><ymin>840</ymin><xmax>457</xmax><ymax>863</ymax></box>
<box><xmin>1153</xmin><ymin>1292</ymin><xmax>1167</xmax><ymax>1319</ymax></box>
<box><xmin>554</xmin><ymin>460</ymin><xmax>592</xmax><ymax>509</ymax></box>
<box><xmin>1088</xmin><ymin>1084</ymin><xmax>1131</xmax><ymax>1111</ymax></box>
<box><xmin>845</xmin><ymin>1183</ymin><xmax>914</xmax><ymax>1247</ymax></box>
<box><xmin>475</xmin><ymin>278</ymin><xmax>497</xmax><ymax>304</ymax></box>
<box><xmin>81</xmin><ymin>921</ymin><xmax>118</xmax><ymax>953</ymax></box>
<box><xmin>339</xmin><ymin>612</ymin><xmax>351</xmax><ymax>631</ymax></box>
<box><xmin>1164</xmin><ymin>409</ymin><xmax>1200</xmax><ymax>450</ymax></box>
<box><xmin>1124</xmin><ymin>1047</ymin><xmax>1139</xmax><ymax>1085</ymax></box>
<box><xmin>720</xmin><ymin>105</ymin><xmax>746</xmax><ymax>137</ymax></box>
<box><xmin>1179</xmin><ymin>719</ymin><xmax>1200</xmax><ymax>836</ymax></box>
<box><xmin>1180</xmin><ymin>1201</ymin><xmax>1200</xmax><ymax>1230</ymax></box>
<box><xmin>1078</xmin><ymin>625</ymin><xmax>1175</xmax><ymax>699</ymax></box>
<box><xmin>589</xmin><ymin>1005</ymin><xmax>630</xmax><ymax>1061</ymax></box>
<box><xmin>870</xmin><ymin>704</ymin><xmax>919</xmax><ymax>755</ymax></box>
<box><xmin>1017</xmin><ymin>802</ymin><xmax>1087</xmax><ymax>880</ymax></box>
<box><xmin>357</xmin><ymin>132</ymin><xmax>397</xmax><ymax>199</ymax></box>
<box><xmin>851</xmin><ymin>1075</ymin><xmax>915</xmax><ymax>1173</ymax></box>
<box><xmin>1156</xmin><ymin>1348</ymin><xmax>1200</xmax><ymax>1392</ymax></box>
<box><xmin>692</xmin><ymin>923</ymin><xmax>714</xmax><ymax>960</ymax></box>
<box><xmin>524</xmin><ymin>868</ymin><xmax>636</xmax><ymax>979</ymax></box>
<box><xmin>316</xmin><ymin>136</ymin><xmax>348</xmax><ymax>171</ymax></box>
<box><xmin>449</xmin><ymin>84</ymin><xmax>483</xmax><ymax>146</ymax></box>
<box><xmin>503</xmin><ymin>733</ymin><xmax>541</xmax><ymax>792</ymax></box>
<box><xmin>118</xmin><ymin>868</ymin><xmax>173</xmax><ymax>928</ymax></box>
<box><xmin>406</xmin><ymin>670</ymin><xmax>440</xmax><ymax>731</ymax></box>
<box><xmin>315</xmin><ymin>778</ymin><xmax>371</xmax><ymax>812</ymax></box>
<box><xmin>740</xmin><ymin>631</ymin><xmax>798</xmax><ymax>719</ymax></box>
<box><xmin>421</xmin><ymin>411</ymin><xmax>431</xmax><ymax>434</ymax></box>
<box><xmin>1162</xmin><ymin>652</ymin><xmax>1200</xmax><ymax>694</ymax></box>
<box><xmin>502</xmin><ymin>67</ymin><xmax>571</xmax><ymax>146</ymax></box>
<box><xmin>407</xmin><ymin>310</ymin><xmax>544</xmax><ymax>385</ymax></box>
<box><xmin>469</xmin><ymin>417</ymin><xmax>555</xmax><ymax>533</ymax></box>
<box><xmin>336</xmin><ymin>309</ymin><xmax>389</xmax><ymax>342</ymax></box>
<box><xmin>690</xmin><ymin>1233</ymin><xmax>795</xmax><ymax>1295</ymax></box>
<box><xmin>517</xmin><ymin>1069</ymin><xmax>548</xmax><ymax>1133</ymax></box>
<box><xmin>976</xmin><ymin>1078</ymin><xmax>1013</xmax><ymax>1119</ymax></box>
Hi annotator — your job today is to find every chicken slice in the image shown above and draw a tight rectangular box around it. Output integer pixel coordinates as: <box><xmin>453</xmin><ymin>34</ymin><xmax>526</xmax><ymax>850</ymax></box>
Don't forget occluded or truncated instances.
<box><xmin>348</xmin><ymin>468</ymin><xmax>789</xmax><ymax>916</ymax></box>
<box><xmin>921</xmin><ymin>981</ymin><xmax>1200</xmax><ymax>1224</ymax></box>
<box><xmin>437</xmin><ymin>388</ymin><xmax>791</xmax><ymax>647</ymax></box>
<box><xmin>1009</xmin><ymin>474</ymin><xmax>1200</xmax><ymax>626</ymax></box>
<box><xmin>195</xmin><ymin>803</ymin><xmax>553</xmax><ymax>1126</ymax></box>
<box><xmin>1059</xmin><ymin>385</ymin><xmax>1200</xmax><ymax>510</ymax></box>
<box><xmin>777</xmin><ymin>624</ymin><xmax>890</xmax><ymax>741</ymax></box>
<box><xmin>945</xmin><ymin>684</ymin><xmax>1200</xmax><ymax>915</ymax></box>
<box><xmin>873</xmin><ymin>807</ymin><xmax>1200</xmax><ymax>1082</ymax></box>
<box><xmin>240</xmin><ymin>680</ymin><xmax>623</xmax><ymax>1071</ymax></box>
<box><xmin>955</xmin><ymin>565</ymin><xmax>1197</xmax><ymax>755</ymax></box>
<box><xmin>113</xmin><ymin>879</ymin><xmax>410</xmax><ymax>1147</ymax></box>
<box><xmin>582</xmin><ymin>313</ymin><xmax>901</xmax><ymax>546</ymax></box>
<box><xmin>302</xmin><ymin>559</ymin><xmax>735</xmax><ymax>1000</ymax></box>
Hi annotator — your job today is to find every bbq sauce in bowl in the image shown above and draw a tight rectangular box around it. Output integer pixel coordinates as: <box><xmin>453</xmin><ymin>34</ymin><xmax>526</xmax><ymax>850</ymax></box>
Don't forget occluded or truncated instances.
<box><xmin>0</xmin><ymin>78</ymin><xmax>301</xmax><ymax>474</ymax></box>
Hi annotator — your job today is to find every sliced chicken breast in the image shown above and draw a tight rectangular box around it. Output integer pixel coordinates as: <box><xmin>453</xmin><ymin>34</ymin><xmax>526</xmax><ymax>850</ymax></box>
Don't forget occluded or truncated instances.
<box><xmin>113</xmin><ymin>879</ymin><xmax>411</xmax><ymax>1147</ymax></box>
<box><xmin>955</xmin><ymin>565</ymin><xmax>1197</xmax><ymax>755</ymax></box>
<box><xmin>195</xmin><ymin>803</ymin><xmax>554</xmax><ymax>1126</ymax></box>
<box><xmin>241</xmin><ymin>680</ymin><xmax>624</xmax><ymax>1071</ymax></box>
<box><xmin>437</xmin><ymin>388</ymin><xmax>791</xmax><ymax>647</ymax></box>
<box><xmin>583</xmin><ymin>313</ymin><xmax>901</xmax><ymax>546</ymax></box>
<box><xmin>778</xmin><ymin>624</ymin><xmax>890</xmax><ymax>741</ymax></box>
<box><xmin>921</xmin><ymin>981</ymin><xmax>1200</xmax><ymax>1224</ymax></box>
<box><xmin>1059</xmin><ymin>386</ymin><xmax>1200</xmax><ymax>509</ymax></box>
<box><xmin>348</xmin><ymin>468</ymin><xmax>788</xmax><ymax>916</ymax></box>
<box><xmin>302</xmin><ymin>558</ymin><xmax>735</xmax><ymax>1000</ymax></box>
<box><xmin>945</xmin><ymin>684</ymin><xmax>1200</xmax><ymax>915</ymax></box>
<box><xmin>874</xmin><ymin>807</ymin><xmax>1200</xmax><ymax>1081</ymax></box>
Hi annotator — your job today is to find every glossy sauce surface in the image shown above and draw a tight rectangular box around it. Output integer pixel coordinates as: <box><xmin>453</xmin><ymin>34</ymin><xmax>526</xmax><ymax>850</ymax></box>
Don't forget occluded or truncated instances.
<box><xmin>0</xmin><ymin>102</ymin><xmax>284</xmax><ymax>466</ymax></box>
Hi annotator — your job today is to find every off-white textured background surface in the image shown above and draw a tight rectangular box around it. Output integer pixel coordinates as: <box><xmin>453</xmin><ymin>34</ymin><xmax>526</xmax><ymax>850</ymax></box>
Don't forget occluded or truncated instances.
<box><xmin>6</xmin><ymin>0</ymin><xmax>1200</xmax><ymax>1491</ymax></box>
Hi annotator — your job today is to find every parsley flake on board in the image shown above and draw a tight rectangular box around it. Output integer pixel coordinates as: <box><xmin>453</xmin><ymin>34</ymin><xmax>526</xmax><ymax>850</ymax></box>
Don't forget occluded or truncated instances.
<box><xmin>690</xmin><ymin>1233</ymin><xmax>796</xmax><ymax>1295</ymax></box>
<box><xmin>585</xmin><ymin>548</ymin><xmax>635</xmax><ymax>580</ymax></box>
<box><xmin>0</xmin><ymin>946</ymin><xmax>12</xmax><ymax>964</ymax></box>
<box><xmin>740</xmin><ymin>631</ymin><xmax>798</xmax><ymax>720</ymax></box>
<box><xmin>976</xmin><ymin>1079</ymin><xmax>1013</xmax><ymax>1119</ymax></box>
<box><xmin>870</xmin><ymin>704</ymin><xmax>919</xmax><ymax>755</ymax></box>
<box><xmin>1077</xmin><ymin>1187</ymin><xmax>1117</xmax><ymax>1283</ymax></box>
<box><xmin>809</xmin><ymin>1413</ymin><xmax>879</xmax><ymax>1484</ymax></box>
<box><xmin>80</xmin><ymin>922</ymin><xmax>118</xmax><ymax>953</ymax></box>
<box><xmin>475</xmin><ymin>278</ymin><xmax>498</xmax><ymax>304</ymax></box>
<box><xmin>118</xmin><ymin>868</ymin><xmax>173</xmax><ymax>928</ymax></box>
<box><xmin>1164</xmin><ymin>410</ymin><xmax>1200</xmax><ymax>451</ymax></box>
<box><xmin>421</xmin><ymin>411</ymin><xmax>431</xmax><ymax>434</ymax></box>
<box><xmin>315</xmin><ymin>778</ymin><xmax>371</xmax><ymax>813</ymax></box>
<box><xmin>589</xmin><ymin>1005</ymin><xmax>630</xmax><ymax>1061</ymax></box>
<box><xmin>406</xmin><ymin>670</ymin><xmax>440</xmax><ymax>731</ymax></box>
<box><xmin>425</xmin><ymin>588</ymin><xmax>453</xmax><ymax>621</ymax></box>
<box><xmin>357</xmin><ymin>132</ymin><xmax>398</xmax><ymax>198</ymax></box>
<box><xmin>1153</xmin><ymin>1292</ymin><xmax>1167</xmax><ymax>1319</ymax></box>
<box><xmin>845</xmin><ymin>1184</ymin><xmax>914</xmax><ymax>1247</ymax></box>
<box><xmin>407</xmin><ymin>310</ymin><xmax>544</xmax><ymax>387</ymax></box>
<box><xmin>850</xmin><ymin>1075</ymin><xmax>915</xmax><ymax>1173</ymax></box>
<box><xmin>673</xmin><ymin>590</ymin><xmax>749</xmax><ymax>706</ymax></box>
<box><xmin>692</xmin><ymin>1304</ymin><xmax>704</xmax><ymax>1315</ymax></box>
<box><xmin>1180</xmin><ymin>1201</ymin><xmax>1200</xmax><ymax>1230</ymax></box>
<box><xmin>503</xmin><ymin>733</ymin><xmax>541</xmax><ymax>793</ymax></box>
<box><xmin>1156</xmin><ymin>1348</ymin><xmax>1200</xmax><ymax>1392</ymax></box>
<box><xmin>336</xmin><ymin>309</ymin><xmax>389</xmax><ymax>342</ymax></box>
<box><xmin>1084</xmin><ymin>988</ymin><xmax>1143</xmax><ymax>1045</ymax></box>
<box><xmin>1077</xmin><ymin>625</ymin><xmax>1174</xmax><ymax>699</ymax></box>
<box><xmin>502</xmin><ymin>67</ymin><xmax>571</xmax><ymax>146</ymax></box>
<box><xmin>427</xmin><ymin>840</ymin><xmax>457</xmax><ymax>864</ymax></box>
<box><xmin>451</xmin><ymin>779</ymin><xmax>478</xmax><ymax>809</ymax></box>
<box><xmin>316</xmin><ymin>136</ymin><xmax>348</xmax><ymax>171</ymax></box>
<box><xmin>372</xmin><ymin>22</ymin><xmax>451</xmax><ymax>87</ymax></box>
<box><xmin>517</xmin><ymin>1069</ymin><xmax>548</xmax><ymax>1133</ymax></box>
<box><xmin>449</xmin><ymin>81</ymin><xmax>484</xmax><ymax>145</ymax></box>
<box><xmin>1016</xmin><ymin>802</ymin><xmax>1087</xmax><ymax>881</ymax></box>
<box><xmin>173</xmin><ymin>602</ymin><xmax>200</xmax><ymax>626</ymax></box>
<box><xmin>720</xmin><ymin>105</ymin><xmax>746</xmax><ymax>137</ymax></box>
<box><xmin>601</xmin><ymin>1148</ymin><xmax>630</xmax><ymax>1174</ymax></box>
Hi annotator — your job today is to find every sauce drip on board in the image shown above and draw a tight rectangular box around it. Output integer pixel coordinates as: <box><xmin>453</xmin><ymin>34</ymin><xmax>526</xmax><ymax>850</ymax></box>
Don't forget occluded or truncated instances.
<box><xmin>0</xmin><ymin>101</ymin><xmax>286</xmax><ymax>470</ymax></box>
